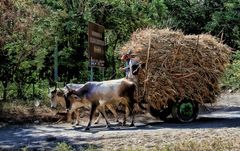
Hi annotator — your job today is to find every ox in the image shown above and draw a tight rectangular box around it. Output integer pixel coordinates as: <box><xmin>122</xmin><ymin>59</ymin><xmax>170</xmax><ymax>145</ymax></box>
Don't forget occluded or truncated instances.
<box><xmin>49</xmin><ymin>83</ymin><xmax>84</xmax><ymax>109</ymax></box>
<box><xmin>66</xmin><ymin>78</ymin><xmax>137</xmax><ymax>130</ymax></box>
<box><xmin>49</xmin><ymin>84</ymin><xmax>120</xmax><ymax>125</ymax></box>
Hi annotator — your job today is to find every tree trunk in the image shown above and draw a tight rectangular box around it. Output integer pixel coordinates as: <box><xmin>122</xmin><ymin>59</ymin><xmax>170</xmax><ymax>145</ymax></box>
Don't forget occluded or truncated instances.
<box><xmin>17</xmin><ymin>82</ymin><xmax>24</xmax><ymax>99</ymax></box>
<box><xmin>111</xmin><ymin>37</ymin><xmax>119</xmax><ymax>79</ymax></box>
<box><xmin>2</xmin><ymin>81</ymin><xmax>8</xmax><ymax>101</ymax></box>
<box><xmin>32</xmin><ymin>83</ymin><xmax>35</xmax><ymax>99</ymax></box>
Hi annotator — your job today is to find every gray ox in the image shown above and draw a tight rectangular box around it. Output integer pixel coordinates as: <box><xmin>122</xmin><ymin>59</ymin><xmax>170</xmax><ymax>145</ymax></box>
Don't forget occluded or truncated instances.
<box><xmin>66</xmin><ymin>78</ymin><xmax>137</xmax><ymax>130</ymax></box>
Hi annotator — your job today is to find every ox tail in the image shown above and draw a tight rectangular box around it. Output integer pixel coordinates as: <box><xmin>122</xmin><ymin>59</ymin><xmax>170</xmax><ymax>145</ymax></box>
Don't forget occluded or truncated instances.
<box><xmin>126</xmin><ymin>82</ymin><xmax>148</xmax><ymax>111</ymax></box>
<box><xmin>129</xmin><ymin>82</ymin><xmax>137</xmax><ymax>103</ymax></box>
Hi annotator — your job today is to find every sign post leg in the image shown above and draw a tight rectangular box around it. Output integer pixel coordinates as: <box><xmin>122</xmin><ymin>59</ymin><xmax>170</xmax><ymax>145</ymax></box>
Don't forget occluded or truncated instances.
<box><xmin>90</xmin><ymin>57</ymin><xmax>94</xmax><ymax>81</ymax></box>
<box><xmin>90</xmin><ymin>66</ymin><xmax>93</xmax><ymax>81</ymax></box>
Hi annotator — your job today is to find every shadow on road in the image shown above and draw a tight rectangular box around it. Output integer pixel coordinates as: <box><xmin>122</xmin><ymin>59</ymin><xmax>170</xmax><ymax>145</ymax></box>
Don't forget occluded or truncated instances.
<box><xmin>0</xmin><ymin>104</ymin><xmax>240</xmax><ymax>150</ymax></box>
<box><xmin>76</xmin><ymin>117</ymin><xmax>240</xmax><ymax>134</ymax></box>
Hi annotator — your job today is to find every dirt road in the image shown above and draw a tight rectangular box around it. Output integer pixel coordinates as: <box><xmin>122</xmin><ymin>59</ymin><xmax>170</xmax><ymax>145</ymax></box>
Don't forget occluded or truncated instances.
<box><xmin>0</xmin><ymin>93</ymin><xmax>240</xmax><ymax>150</ymax></box>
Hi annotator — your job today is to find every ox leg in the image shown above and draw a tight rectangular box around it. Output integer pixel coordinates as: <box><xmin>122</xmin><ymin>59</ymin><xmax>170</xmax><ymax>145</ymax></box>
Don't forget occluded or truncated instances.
<box><xmin>75</xmin><ymin>110</ymin><xmax>80</xmax><ymax>125</ymax></box>
<box><xmin>98</xmin><ymin>106</ymin><xmax>111</xmax><ymax>128</ymax></box>
<box><xmin>100</xmin><ymin>111</ymin><xmax>111</xmax><ymax>128</ymax></box>
<box><xmin>106</xmin><ymin>104</ymin><xmax>119</xmax><ymax>123</ymax></box>
<box><xmin>67</xmin><ymin>110</ymin><xmax>73</xmax><ymax>124</ymax></box>
<box><xmin>130</xmin><ymin>112</ymin><xmax>135</xmax><ymax>127</ymax></box>
<box><xmin>120</xmin><ymin>99</ymin><xmax>129</xmax><ymax>126</ymax></box>
<box><xmin>123</xmin><ymin>106</ymin><xmax>129</xmax><ymax>126</ymax></box>
<box><xmin>85</xmin><ymin>103</ymin><xmax>97</xmax><ymax>131</ymax></box>
<box><xmin>94</xmin><ymin>111</ymin><xmax>101</xmax><ymax>124</ymax></box>
<box><xmin>94</xmin><ymin>108</ymin><xmax>102</xmax><ymax>124</ymax></box>
<box><xmin>129</xmin><ymin>102</ymin><xmax>135</xmax><ymax>127</ymax></box>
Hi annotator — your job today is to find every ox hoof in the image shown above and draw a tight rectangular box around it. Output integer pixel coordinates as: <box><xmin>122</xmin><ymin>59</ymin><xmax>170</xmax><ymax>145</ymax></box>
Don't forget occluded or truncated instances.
<box><xmin>106</xmin><ymin>126</ymin><xmax>112</xmax><ymax>130</ymax></box>
<box><xmin>94</xmin><ymin>121</ymin><xmax>99</xmax><ymax>125</ymax></box>
<box><xmin>84</xmin><ymin>127</ymin><xmax>90</xmax><ymax>131</ymax></box>
<box><xmin>75</xmin><ymin>123</ymin><xmax>80</xmax><ymax>126</ymax></box>
<box><xmin>129</xmin><ymin>123</ymin><xmax>135</xmax><ymax>127</ymax></box>
<box><xmin>122</xmin><ymin>122</ymin><xmax>127</xmax><ymax>126</ymax></box>
<box><xmin>117</xmin><ymin>121</ymin><xmax>122</xmax><ymax>126</ymax></box>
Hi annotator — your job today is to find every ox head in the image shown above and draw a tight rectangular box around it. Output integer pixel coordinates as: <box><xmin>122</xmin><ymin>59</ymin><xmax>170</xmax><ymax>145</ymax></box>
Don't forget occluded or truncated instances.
<box><xmin>65</xmin><ymin>86</ymin><xmax>82</xmax><ymax>104</ymax></box>
<box><xmin>49</xmin><ymin>88</ymin><xmax>65</xmax><ymax>109</ymax></box>
<box><xmin>50</xmin><ymin>89</ymin><xmax>57</xmax><ymax>109</ymax></box>
<box><xmin>65</xmin><ymin>86</ymin><xmax>78</xmax><ymax>101</ymax></box>
<box><xmin>66</xmin><ymin>93</ymin><xmax>80</xmax><ymax>103</ymax></box>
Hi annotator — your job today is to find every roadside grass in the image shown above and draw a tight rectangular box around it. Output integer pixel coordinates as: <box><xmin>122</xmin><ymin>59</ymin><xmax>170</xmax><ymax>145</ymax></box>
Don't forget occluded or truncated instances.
<box><xmin>18</xmin><ymin>137</ymin><xmax>240</xmax><ymax>151</ymax></box>
<box><xmin>56</xmin><ymin>142</ymin><xmax>75</xmax><ymax>151</ymax></box>
<box><xmin>55</xmin><ymin>142</ymin><xmax>99</xmax><ymax>151</ymax></box>
<box><xmin>0</xmin><ymin>99</ymin><xmax>60</xmax><ymax>124</ymax></box>
<box><xmin>114</xmin><ymin>136</ymin><xmax>239</xmax><ymax>151</ymax></box>
<box><xmin>0</xmin><ymin>99</ymin><xmax>52</xmax><ymax>115</ymax></box>
<box><xmin>21</xmin><ymin>146</ymin><xmax>29</xmax><ymax>151</ymax></box>
<box><xmin>158</xmin><ymin>137</ymin><xmax>238</xmax><ymax>151</ymax></box>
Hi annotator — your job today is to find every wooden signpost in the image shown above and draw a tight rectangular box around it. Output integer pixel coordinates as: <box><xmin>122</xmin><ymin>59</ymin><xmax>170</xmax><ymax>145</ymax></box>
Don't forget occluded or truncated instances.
<box><xmin>88</xmin><ymin>22</ymin><xmax>105</xmax><ymax>81</ymax></box>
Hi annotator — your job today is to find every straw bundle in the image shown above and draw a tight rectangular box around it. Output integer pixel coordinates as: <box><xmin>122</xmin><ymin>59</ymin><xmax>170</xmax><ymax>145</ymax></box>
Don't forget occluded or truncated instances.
<box><xmin>120</xmin><ymin>28</ymin><xmax>231</xmax><ymax>109</ymax></box>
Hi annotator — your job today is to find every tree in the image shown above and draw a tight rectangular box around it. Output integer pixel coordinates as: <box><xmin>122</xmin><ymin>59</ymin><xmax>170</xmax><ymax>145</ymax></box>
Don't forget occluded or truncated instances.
<box><xmin>36</xmin><ymin>0</ymin><xmax>167</xmax><ymax>82</ymax></box>
<box><xmin>87</xmin><ymin>0</ymin><xmax>167</xmax><ymax>78</ymax></box>
<box><xmin>205</xmin><ymin>0</ymin><xmax>240</xmax><ymax>49</ymax></box>
<box><xmin>0</xmin><ymin>0</ymin><xmax>48</xmax><ymax>100</ymax></box>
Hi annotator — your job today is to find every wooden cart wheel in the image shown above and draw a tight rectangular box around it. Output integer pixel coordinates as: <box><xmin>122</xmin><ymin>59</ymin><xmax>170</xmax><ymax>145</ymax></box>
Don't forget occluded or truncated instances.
<box><xmin>149</xmin><ymin>104</ymin><xmax>172</xmax><ymax>121</ymax></box>
<box><xmin>172</xmin><ymin>99</ymin><xmax>199</xmax><ymax>122</ymax></box>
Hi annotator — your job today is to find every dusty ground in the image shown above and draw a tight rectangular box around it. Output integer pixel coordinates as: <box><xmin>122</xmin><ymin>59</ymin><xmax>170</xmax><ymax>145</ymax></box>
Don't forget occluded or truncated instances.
<box><xmin>0</xmin><ymin>93</ymin><xmax>240</xmax><ymax>151</ymax></box>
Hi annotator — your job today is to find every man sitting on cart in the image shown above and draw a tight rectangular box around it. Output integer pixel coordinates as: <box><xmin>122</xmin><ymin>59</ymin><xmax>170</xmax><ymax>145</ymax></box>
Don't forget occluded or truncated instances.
<box><xmin>120</xmin><ymin>50</ymin><xmax>140</xmax><ymax>81</ymax></box>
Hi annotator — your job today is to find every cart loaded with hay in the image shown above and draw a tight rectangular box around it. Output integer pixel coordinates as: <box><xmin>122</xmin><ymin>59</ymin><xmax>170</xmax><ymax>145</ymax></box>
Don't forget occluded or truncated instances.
<box><xmin>120</xmin><ymin>28</ymin><xmax>231</xmax><ymax>122</ymax></box>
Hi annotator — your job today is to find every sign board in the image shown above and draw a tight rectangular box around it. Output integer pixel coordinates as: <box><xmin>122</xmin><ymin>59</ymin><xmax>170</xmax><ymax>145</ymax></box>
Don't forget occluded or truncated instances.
<box><xmin>88</xmin><ymin>22</ymin><xmax>105</xmax><ymax>67</ymax></box>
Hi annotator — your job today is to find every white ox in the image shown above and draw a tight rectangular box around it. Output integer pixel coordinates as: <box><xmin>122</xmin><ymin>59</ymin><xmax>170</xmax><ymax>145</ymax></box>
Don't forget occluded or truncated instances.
<box><xmin>66</xmin><ymin>78</ymin><xmax>137</xmax><ymax>130</ymax></box>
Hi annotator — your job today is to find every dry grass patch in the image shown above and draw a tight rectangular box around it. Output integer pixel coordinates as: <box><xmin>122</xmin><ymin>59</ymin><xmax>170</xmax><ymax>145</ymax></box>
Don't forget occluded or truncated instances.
<box><xmin>0</xmin><ymin>101</ymin><xmax>61</xmax><ymax>124</ymax></box>
<box><xmin>159</xmin><ymin>136</ymin><xmax>239</xmax><ymax>151</ymax></box>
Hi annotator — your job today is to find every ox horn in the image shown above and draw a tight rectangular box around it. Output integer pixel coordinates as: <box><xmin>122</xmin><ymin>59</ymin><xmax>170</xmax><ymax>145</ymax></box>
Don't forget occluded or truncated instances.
<box><xmin>54</xmin><ymin>84</ymin><xmax>57</xmax><ymax>91</ymax></box>
<box><xmin>66</xmin><ymin>85</ymin><xmax>72</xmax><ymax>92</ymax></box>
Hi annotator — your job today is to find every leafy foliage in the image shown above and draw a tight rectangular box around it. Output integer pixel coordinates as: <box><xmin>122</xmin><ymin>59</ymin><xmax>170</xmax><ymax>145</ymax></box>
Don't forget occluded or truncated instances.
<box><xmin>205</xmin><ymin>0</ymin><xmax>240</xmax><ymax>49</ymax></box>
<box><xmin>221</xmin><ymin>51</ymin><xmax>240</xmax><ymax>89</ymax></box>
<box><xmin>0</xmin><ymin>0</ymin><xmax>48</xmax><ymax>99</ymax></box>
<box><xmin>0</xmin><ymin>0</ymin><xmax>239</xmax><ymax>100</ymax></box>
<box><xmin>56</xmin><ymin>142</ymin><xmax>74</xmax><ymax>151</ymax></box>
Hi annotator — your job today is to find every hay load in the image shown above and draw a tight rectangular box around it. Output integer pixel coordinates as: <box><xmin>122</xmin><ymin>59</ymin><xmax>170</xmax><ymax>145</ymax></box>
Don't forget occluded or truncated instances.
<box><xmin>121</xmin><ymin>28</ymin><xmax>231</xmax><ymax>109</ymax></box>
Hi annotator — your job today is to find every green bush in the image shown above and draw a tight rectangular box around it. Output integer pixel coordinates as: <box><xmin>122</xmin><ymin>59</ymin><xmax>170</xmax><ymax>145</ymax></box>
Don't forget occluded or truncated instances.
<box><xmin>56</xmin><ymin>142</ymin><xmax>74</xmax><ymax>151</ymax></box>
<box><xmin>221</xmin><ymin>50</ymin><xmax>240</xmax><ymax>89</ymax></box>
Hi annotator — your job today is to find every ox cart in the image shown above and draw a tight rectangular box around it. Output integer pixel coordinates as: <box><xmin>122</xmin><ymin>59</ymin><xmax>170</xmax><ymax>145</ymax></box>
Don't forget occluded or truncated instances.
<box><xmin>121</xmin><ymin>28</ymin><xmax>231</xmax><ymax>122</ymax></box>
